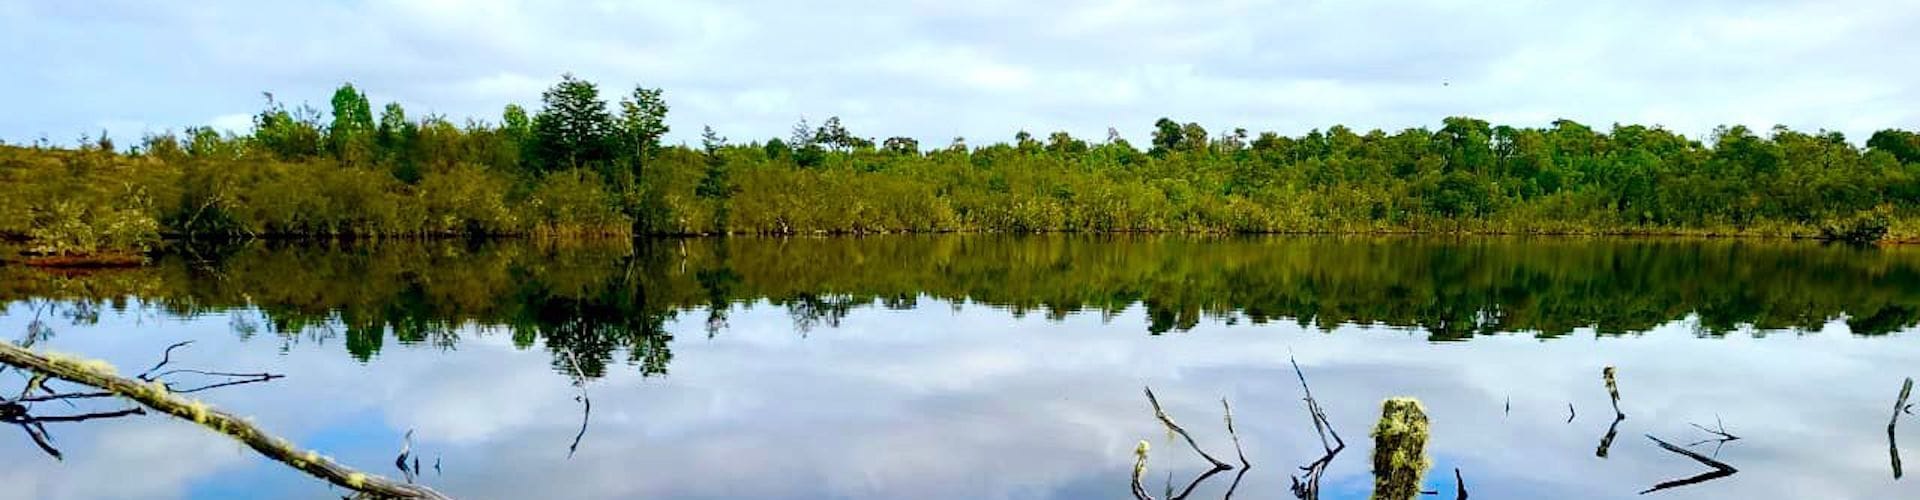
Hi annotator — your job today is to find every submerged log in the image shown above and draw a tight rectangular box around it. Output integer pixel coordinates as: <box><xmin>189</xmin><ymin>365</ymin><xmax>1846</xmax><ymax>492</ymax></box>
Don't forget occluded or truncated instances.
<box><xmin>0</xmin><ymin>341</ymin><xmax>450</xmax><ymax>499</ymax></box>
<box><xmin>1371</xmin><ymin>397</ymin><xmax>1431</xmax><ymax>500</ymax></box>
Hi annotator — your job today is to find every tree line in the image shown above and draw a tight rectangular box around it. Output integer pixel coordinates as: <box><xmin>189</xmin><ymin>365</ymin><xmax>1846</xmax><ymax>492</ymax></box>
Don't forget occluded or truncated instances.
<box><xmin>5</xmin><ymin>74</ymin><xmax>1920</xmax><ymax>256</ymax></box>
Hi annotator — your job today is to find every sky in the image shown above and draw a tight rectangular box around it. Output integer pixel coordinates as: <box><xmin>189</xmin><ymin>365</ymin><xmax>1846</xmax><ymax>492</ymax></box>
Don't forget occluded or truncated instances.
<box><xmin>2</xmin><ymin>0</ymin><xmax>1917</xmax><ymax>148</ymax></box>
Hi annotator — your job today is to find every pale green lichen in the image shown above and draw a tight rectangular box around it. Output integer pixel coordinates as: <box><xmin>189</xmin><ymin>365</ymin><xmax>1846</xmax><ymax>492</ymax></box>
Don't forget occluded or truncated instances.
<box><xmin>347</xmin><ymin>473</ymin><xmax>367</xmax><ymax>488</ymax></box>
<box><xmin>1371</xmin><ymin>397</ymin><xmax>1431</xmax><ymax>500</ymax></box>
<box><xmin>188</xmin><ymin>400</ymin><xmax>210</xmax><ymax>424</ymax></box>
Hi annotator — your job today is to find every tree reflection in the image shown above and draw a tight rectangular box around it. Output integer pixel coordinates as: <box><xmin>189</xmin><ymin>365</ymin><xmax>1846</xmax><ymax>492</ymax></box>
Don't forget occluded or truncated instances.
<box><xmin>4</xmin><ymin>235</ymin><xmax>1920</xmax><ymax>379</ymax></box>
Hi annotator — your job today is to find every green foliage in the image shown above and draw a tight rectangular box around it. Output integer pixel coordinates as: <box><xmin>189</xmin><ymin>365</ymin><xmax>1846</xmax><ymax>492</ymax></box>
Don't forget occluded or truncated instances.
<box><xmin>7</xmin><ymin>79</ymin><xmax>1920</xmax><ymax>251</ymax></box>
<box><xmin>327</xmin><ymin>83</ymin><xmax>376</xmax><ymax>165</ymax></box>
<box><xmin>530</xmin><ymin>74</ymin><xmax>617</xmax><ymax>173</ymax></box>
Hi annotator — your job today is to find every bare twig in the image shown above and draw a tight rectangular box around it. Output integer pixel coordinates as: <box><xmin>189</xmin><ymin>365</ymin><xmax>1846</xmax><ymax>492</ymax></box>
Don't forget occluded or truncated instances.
<box><xmin>563</xmin><ymin>348</ymin><xmax>592</xmax><ymax>459</ymax></box>
<box><xmin>1222</xmin><ymin>398</ymin><xmax>1251</xmax><ymax>499</ymax></box>
<box><xmin>1289</xmin><ymin>355</ymin><xmax>1345</xmax><ymax>500</ymax></box>
<box><xmin>1455</xmin><ymin>467</ymin><xmax>1468</xmax><ymax>500</ymax></box>
<box><xmin>137</xmin><ymin>341</ymin><xmax>195</xmax><ymax>381</ymax></box>
<box><xmin>1567</xmin><ymin>403</ymin><xmax>1576</xmax><ymax>423</ymax></box>
<box><xmin>396</xmin><ymin>429</ymin><xmax>416</xmax><ymax>483</ymax></box>
<box><xmin>1640</xmin><ymin>434</ymin><xmax>1738</xmax><ymax>494</ymax></box>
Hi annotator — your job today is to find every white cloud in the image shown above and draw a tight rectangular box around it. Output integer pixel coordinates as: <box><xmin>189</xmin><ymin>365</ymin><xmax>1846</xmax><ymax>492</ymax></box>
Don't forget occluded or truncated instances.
<box><xmin>1</xmin><ymin>0</ymin><xmax>1917</xmax><ymax>146</ymax></box>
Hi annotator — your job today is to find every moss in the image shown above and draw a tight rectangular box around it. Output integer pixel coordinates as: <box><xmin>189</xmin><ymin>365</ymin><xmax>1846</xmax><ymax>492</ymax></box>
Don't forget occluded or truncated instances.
<box><xmin>1371</xmin><ymin>397</ymin><xmax>1431</xmax><ymax>500</ymax></box>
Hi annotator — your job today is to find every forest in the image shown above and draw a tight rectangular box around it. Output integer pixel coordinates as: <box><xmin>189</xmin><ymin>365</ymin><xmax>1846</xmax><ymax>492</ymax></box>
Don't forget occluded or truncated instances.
<box><xmin>6</xmin><ymin>74</ymin><xmax>1920</xmax><ymax>259</ymax></box>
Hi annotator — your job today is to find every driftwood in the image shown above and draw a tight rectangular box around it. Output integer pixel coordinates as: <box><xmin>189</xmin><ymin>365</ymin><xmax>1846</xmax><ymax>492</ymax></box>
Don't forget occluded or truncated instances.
<box><xmin>0</xmin><ymin>341</ymin><xmax>450</xmax><ymax>499</ymax></box>
<box><xmin>1892</xmin><ymin>377</ymin><xmax>1914</xmax><ymax>479</ymax></box>
<box><xmin>1640</xmin><ymin>434</ymin><xmax>1737</xmax><ymax>494</ymax></box>
<box><xmin>1131</xmin><ymin>387</ymin><xmax>1238</xmax><ymax>500</ymax></box>
<box><xmin>1289</xmin><ymin>356</ymin><xmax>1345</xmax><ymax>500</ymax></box>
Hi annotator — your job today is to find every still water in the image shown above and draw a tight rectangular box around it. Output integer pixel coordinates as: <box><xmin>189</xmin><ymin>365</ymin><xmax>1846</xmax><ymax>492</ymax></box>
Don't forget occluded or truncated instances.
<box><xmin>2</xmin><ymin>235</ymin><xmax>1919</xmax><ymax>499</ymax></box>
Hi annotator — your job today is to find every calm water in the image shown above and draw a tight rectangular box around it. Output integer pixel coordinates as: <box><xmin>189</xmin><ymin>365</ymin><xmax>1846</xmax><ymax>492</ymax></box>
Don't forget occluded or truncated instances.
<box><xmin>3</xmin><ymin>236</ymin><xmax>1920</xmax><ymax>499</ymax></box>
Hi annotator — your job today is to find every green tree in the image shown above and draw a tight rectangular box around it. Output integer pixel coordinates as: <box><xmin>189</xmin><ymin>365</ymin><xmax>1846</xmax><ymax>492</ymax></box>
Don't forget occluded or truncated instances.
<box><xmin>531</xmin><ymin>74</ymin><xmax>617</xmax><ymax>173</ymax></box>
<box><xmin>375</xmin><ymin>102</ymin><xmax>418</xmax><ymax>181</ymax></box>
<box><xmin>253</xmin><ymin>93</ymin><xmax>325</xmax><ymax>160</ymax></box>
<box><xmin>618</xmin><ymin>85</ymin><xmax>670</xmax><ymax>160</ymax></box>
<box><xmin>327</xmin><ymin>83</ymin><xmax>376</xmax><ymax>164</ymax></box>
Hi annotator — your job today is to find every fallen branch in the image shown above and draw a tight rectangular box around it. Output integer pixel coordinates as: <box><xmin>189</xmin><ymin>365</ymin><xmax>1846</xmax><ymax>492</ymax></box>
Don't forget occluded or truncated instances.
<box><xmin>1640</xmin><ymin>434</ymin><xmax>1737</xmax><ymax>494</ymax></box>
<box><xmin>1143</xmin><ymin>386</ymin><xmax>1232</xmax><ymax>471</ymax></box>
<box><xmin>1892</xmin><ymin>377</ymin><xmax>1913</xmax><ymax>479</ymax></box>
<box><xmin>0</xmin><ymin>341</ymin><xmax>449</xmax><ymax>499</ymax></box>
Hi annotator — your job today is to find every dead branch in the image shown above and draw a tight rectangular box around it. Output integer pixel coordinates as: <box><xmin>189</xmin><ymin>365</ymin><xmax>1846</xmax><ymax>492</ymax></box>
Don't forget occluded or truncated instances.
<box><xmin>1892</xmin><ymin>377</ymin><xmax>1913</xmax><ymax>479</ymax></box>
<box><xmin>563</xmin><ymin>348</ymin><xmax>592</xmax><ymax>459</ymax></box>
<box><xmin>0</xmin><ymin>341</ymin><xmax>450</xmax><ymax>499</ymax></box>
<box><xmin>1454</xmin><ymin>468</ymin><xmax>1468</xmax><ymax>500</ymax></box>
<box><xmin>1596</xmin><ymin>413</ymin><xmax>1625</xmax><ymax>458</ymax></box>
<box><xmin>1222</xmin><ymin>398</ymin><xmax>1254</xmax><ymax>499</ymax></box>
<box><xmin>1143</xmin><ymin>386</ymin><xmax>1232</xmax><ymax>471</ymax></box>
<box><xmin>1289</xmin><ymin>356</ymin><xmax>1345</xmax><ymax>500</ymax></box>
<box><xmin>1603</xmin><ymin>366</ymin><xmax>1625</xmax><ymax>419</ymax></box>
<box><xmin>1640</xmin><ymin>434</ymin><xmax>1737</xmax><ymax>494</ymax></box>
<box><xmin>1687</xmin><ymin>414</ymin><xmax>1740</xmax><ymax>457</ymax></box>
<box><xmin>1131</xmin><ymin>440</ymin><xmax>1153</xmax><ymax>500</ymax></box>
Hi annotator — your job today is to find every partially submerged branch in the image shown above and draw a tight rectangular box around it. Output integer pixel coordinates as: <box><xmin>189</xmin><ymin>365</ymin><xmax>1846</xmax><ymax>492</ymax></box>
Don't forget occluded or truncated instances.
<box><xmin>1143</xmin><ymin>386</ymin><xmax>1233</xmax><ymax>471</ymax></box>
<box><xmin>563</xmin><ymin>348</ymin><xmax>592</xmax><ymax>458</ymax></box>
<box><xmin>1891</xmin><ymin>377</ymin><xmax>1913</xmax><ymax>480</ymax></box>
<box><xmin>0</xmin><ymin>341</ymin><xmax>449</xmax><ymax>499</ymax></box>
<box><xmin>1603</xmin><ymin>366</ymin><xmax>1625</xmax><ymax>420</ymax></box>
<box><xmin>1131</xmin><ymin>387</ymin><xmax>1236</xmax><ymax>500</ymax></box>
<box><xmin>1640</xmin><ymin>434</ymin><xmax>1738</xmax><ymax>494</ymax></box>
<box><xmin>1289</xmin><ymin>356</ymin><xmax>1345</xmax><ymax>500</ymax></box>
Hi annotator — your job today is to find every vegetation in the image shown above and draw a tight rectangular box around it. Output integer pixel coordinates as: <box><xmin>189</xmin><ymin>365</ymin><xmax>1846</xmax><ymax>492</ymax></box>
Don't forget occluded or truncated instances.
<box><xmin>5</xmin><ymin>75</ymin><xmax>1920</xmax><ymax>256</ymax></box>
<box><xmin>7</xmin><ymin>236</ymin><xmax>1920</xmax><ymax>377</ymax></box>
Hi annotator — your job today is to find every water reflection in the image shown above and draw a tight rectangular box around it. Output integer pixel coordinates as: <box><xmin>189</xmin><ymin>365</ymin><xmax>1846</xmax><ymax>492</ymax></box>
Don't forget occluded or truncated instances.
<box><xmin>0</xmin><ymin>236</ymin><xmax>1918</xmax><ymax>499</ymax></box>
<box><xmin>5</xmin><ymin>236</ymin><xmax>1919</xmax><ymax>379</ymax></box>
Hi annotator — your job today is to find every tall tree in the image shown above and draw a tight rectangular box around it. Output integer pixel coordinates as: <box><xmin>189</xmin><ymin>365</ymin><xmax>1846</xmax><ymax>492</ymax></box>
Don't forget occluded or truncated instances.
<box><xmin>531</xmin><ymin>74</ymin><xmax>617</xmax><ymax>173</ymax></box>
<box><xmin>326</xmin><ymin>84</ymin><xmax>376</xmax><ymax>164</ymax></box>
<box><xmin>618</xmin><ymin>86</ymin><xmax>670</xmax><ymax>161</ymax></box>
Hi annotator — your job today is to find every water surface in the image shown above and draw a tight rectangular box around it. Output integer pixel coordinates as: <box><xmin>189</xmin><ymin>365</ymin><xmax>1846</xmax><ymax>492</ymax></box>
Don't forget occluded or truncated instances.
<box><xmin>2</xmin><ymin>236</ymin><xmax>1919</xmax><ymax>499</ymax></box>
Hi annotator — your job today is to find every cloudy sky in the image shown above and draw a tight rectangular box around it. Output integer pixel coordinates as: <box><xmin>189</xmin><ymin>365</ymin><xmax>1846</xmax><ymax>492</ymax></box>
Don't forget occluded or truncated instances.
<box><xmin>2</xmin><ymin>0</ymin><xmax>1916</xmax><ymax>147</ymax></box>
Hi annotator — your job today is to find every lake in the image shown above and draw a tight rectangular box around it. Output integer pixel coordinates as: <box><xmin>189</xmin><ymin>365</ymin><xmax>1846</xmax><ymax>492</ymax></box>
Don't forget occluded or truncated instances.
<box><xmin>3</xmin><ymin>235</ymin><xmax>1919</xmax><ymax>499</ymax></box>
